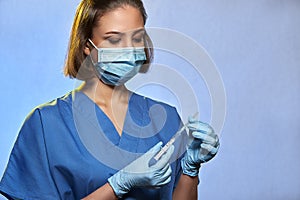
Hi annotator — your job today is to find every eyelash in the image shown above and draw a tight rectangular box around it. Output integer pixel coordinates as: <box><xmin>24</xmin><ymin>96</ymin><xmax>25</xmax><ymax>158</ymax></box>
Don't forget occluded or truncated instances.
<box><xmin>105</xmin><ymin>35</ymin><xmax>144</xmax><ymax>45</ymax></box>
<box><xmin>133</xmin><ymin>37</ymin><xmax>144</xmax><ymax>43</ymax></box>
<box><xmin>108</xmin><ymin>38</ymin><xmax>121</xmax><ymax>44</ymax></box>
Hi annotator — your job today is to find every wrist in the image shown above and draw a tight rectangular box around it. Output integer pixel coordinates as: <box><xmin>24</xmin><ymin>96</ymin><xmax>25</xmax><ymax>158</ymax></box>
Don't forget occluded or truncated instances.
<box><xmin>181</xmin><ymin>157</ymin><xmax>201</xmax><ymax>177</ymax></box>
<box><xmin>108</xmin><ymin>172</ymin><xmax>130</xmax><ymax>198</ymax></box>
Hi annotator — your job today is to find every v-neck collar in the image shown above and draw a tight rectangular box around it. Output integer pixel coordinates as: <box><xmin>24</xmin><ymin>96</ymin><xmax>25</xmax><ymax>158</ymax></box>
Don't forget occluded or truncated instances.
<box><xmin>75</xmin><ymin>91</ymin><xmax>144</xmax><ymax>153</ymax></box>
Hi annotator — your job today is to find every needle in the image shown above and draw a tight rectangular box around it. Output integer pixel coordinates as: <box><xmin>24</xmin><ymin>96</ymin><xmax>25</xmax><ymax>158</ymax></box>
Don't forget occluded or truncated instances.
<box><xmin>148</xmin><ymin>112</ymin><xmax>199</xmax><ymax>167</ymax></box>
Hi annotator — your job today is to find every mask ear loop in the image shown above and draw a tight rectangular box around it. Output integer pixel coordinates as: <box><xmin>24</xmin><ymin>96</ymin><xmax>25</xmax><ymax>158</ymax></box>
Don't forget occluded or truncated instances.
<box><xmin>87</xmin><ymin>39</ymin><xmax>106</xmax><ymax>83</ymax></box>
<box><xmin>87</xmin><ymin>39</ymin><xmax>99</xmax><ymax>65</ymax></box>
<box><xmin>88</xmin><ymin>39</ymin><xmax>99</xmax><ymax>49</ymax></box>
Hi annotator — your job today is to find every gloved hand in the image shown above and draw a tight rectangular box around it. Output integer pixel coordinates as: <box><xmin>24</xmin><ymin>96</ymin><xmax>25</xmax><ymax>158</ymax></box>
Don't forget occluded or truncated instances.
<box><xmin>181</xmin><ymin>117</ymin><xmax>220</xmax><ymax>177</ymax></box>
<box><xmin>108</xmin><ymin>142</ymin><xmax>174</xmax><ymax>198</ymax></box>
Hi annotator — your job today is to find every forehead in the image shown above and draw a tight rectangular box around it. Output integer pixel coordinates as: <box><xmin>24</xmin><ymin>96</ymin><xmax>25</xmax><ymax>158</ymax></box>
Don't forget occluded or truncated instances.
<box><xmin>94</xmin><ymin>5</ymin><xmax>144</xmax><ymax>35</ymax></box>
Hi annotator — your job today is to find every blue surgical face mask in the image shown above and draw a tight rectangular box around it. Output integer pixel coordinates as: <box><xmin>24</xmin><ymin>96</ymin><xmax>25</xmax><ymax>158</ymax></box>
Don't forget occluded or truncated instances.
<box><xmin>88</xmin><ymin>39</ymin><xmax>146</xmax><ymax>86</ymax></box>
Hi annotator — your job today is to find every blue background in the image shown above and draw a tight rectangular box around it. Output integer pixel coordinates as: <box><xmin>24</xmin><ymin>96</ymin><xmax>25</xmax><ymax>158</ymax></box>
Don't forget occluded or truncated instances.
<box><xmin>0</xmin><ymin>0</ymin><xmax>299</xmax><ymax>199</ymax></box>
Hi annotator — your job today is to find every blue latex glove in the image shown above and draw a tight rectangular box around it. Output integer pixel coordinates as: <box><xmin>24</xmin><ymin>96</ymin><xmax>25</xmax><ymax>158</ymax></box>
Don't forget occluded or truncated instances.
<box><xmin>108</xmin><ymin>142</ymin><xmax>174</xmax><ymax>198</ymax></box>
<box><xmin>181</xmin><ymin>117</ymin><xmax>220</xmax><ymax>177</ymax></box>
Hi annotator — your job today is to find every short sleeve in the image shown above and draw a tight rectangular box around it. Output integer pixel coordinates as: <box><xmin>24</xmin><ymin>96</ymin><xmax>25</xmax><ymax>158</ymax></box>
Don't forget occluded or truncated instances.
<box><xmin>0</xmin><ymin>109</ymin><xmax>59</xmax><ymax>199</ymax></box>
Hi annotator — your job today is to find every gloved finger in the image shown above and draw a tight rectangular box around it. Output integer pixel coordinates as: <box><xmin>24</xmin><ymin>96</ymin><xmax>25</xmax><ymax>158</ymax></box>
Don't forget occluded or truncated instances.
<box><xmin>158</xmin><ymin>164</ymin><xmax>172</xmax><ymax>180</ymax></box>
<box><xmin>156</xmin><ymin>175</ymin><xmax>172</xmax><ymax>187</ymax></box>
<box><xmin>187</xmin><ymin>120</ymin><xmax>214</xmax><ymax>134</ymax></box>
<box><xmin>188</xmin><ymin>138</ymin><xmax>202</xmax><ymax>149</ymax></box>
<box><xmin>146</xmin><ymin>141</ymin><xmax>163</xmax><ymax>157</ymax></box>
<box><xmin>188</xmin><ymin>115</ymin><xmax>199</xmax><ymax>123</ymax></box>
<box><xmin>154</xmin><ymin>145</ymin><xmax>174</xmax><ymax>169</ymax></box>
<box><xmin>192</xmin><ymin>131</ymin><xmax>217</xmax><ymax>145</ymax></box>
<box><xmin>155</xmin><ymin>164</ymin><xmax>172</xmax><ymax>186</ymax></box>
<box><xmin>200</xmin><ymin>143</ymin><xmax>219</xmax><ymax>155</ymax></box>
<box><xmin>151</xmin><ymin>164</ymin><xmax>170</xmax><ymax>186</ymax></box>
<box><xmin>213</xmin><ymin>134</ymin><xmax>220</xmax><ymax>146</ymax></box>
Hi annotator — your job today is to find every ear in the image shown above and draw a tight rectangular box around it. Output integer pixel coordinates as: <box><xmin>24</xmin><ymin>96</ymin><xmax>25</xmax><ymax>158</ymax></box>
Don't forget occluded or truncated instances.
<box><xmin>84</xmin><ymin>43</ymin><xmax>91</xmax><ymax>56</ymax></box>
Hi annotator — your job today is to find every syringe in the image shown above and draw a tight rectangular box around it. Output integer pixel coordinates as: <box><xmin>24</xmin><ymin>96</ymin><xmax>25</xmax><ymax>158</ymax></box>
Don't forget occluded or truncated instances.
<box><xmin>148</xmin><ymin>112</ymin><xmax>199</xmax><ymax>167</ymax></box>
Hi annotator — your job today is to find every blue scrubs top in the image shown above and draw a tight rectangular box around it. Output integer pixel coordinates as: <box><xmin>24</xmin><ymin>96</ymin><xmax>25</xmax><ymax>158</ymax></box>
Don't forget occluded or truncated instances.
<box><xmin>0</xmin><ymin>91</ymin><xmax>188</xmax><ymax>200</ymax></box>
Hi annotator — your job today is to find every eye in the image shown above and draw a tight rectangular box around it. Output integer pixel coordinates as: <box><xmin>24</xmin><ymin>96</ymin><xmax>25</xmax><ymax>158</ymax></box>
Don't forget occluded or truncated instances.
<box><xmin>132</xmin><ymin>36</ymin><xmax>144</xmax><ymax>43</ymax></box>
<box><xmin>132</xmin><ymin>32</ymin><xmax>145</xmax><ymax>44</ymax></box>
<box><xmin>107</xmin><ymin>37</ymin><xmax>121</xmax><ymax>45</ymax></box>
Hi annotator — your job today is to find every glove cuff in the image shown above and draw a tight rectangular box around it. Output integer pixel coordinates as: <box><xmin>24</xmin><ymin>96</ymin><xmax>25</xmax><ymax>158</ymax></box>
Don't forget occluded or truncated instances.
<box><xmin>108</xmin><ymin>172</ymin><xmax>130</xmax><ymax>198</ymax></box>
<box><xmin>181</xmin><ymin>157</ymin><xmax>201</xmax><ymax>177</ymax></box>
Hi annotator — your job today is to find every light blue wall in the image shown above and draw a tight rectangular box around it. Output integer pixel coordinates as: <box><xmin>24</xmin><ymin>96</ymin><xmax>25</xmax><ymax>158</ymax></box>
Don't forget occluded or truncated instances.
<box><xmin>1</xmin><ymin>0</ymin><xmax>299</xmax><ymax>199</ymax></box>
<box><xmin>143</xmin><ymin>1</ymin><xmax>300</xmax><ymax>199</ymax></box>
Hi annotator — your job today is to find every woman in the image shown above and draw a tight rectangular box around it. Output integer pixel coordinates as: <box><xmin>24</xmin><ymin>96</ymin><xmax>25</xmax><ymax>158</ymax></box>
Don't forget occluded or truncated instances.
<box><xmin>0</xmin><ymin>0</ymin><xmax>219</xmax><ymax>199</ymax></box>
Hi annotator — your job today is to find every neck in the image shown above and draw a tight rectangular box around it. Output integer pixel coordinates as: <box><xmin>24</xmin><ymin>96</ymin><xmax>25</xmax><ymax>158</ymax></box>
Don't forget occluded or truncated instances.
<box><xmin>79</xmin><ymin>78</ymin><xmax>129</xmax><ymax>107</ymax></box>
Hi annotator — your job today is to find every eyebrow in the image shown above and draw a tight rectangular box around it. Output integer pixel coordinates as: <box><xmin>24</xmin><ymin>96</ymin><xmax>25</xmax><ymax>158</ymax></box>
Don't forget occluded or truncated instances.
<box><xmin>104</xmin><ymin>28</ymin><xmax>145</xmax><ymax>36</ymax></box>
<box><xmin>132</xmin><ymin>28</ymin><xmax>145</xmax><ymax>36</ymax></box>
<box><xmin>104</xmin><ymin>31</ymin><xmax>122</xmax><ymax>35</ymax></box>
